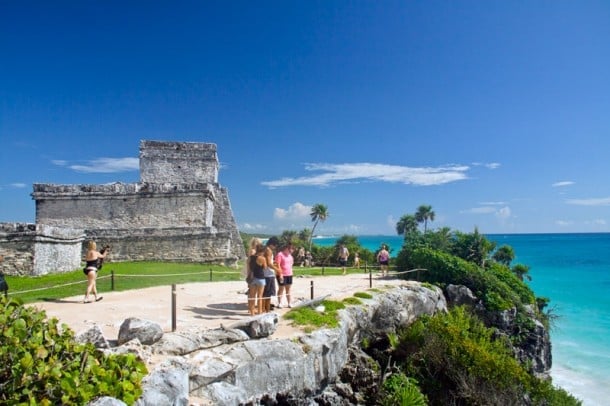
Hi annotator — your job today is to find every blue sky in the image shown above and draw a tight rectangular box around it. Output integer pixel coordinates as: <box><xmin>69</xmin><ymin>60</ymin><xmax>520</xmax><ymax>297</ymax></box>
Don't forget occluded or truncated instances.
<box><xmin>1</xmin><ymin>1</ymin><xmax>609</xmax><ymax>236</ymax></box>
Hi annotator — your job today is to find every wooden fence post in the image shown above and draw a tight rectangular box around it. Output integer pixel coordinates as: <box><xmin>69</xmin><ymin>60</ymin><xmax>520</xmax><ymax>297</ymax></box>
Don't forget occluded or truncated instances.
<box><xmin>171</xmin><ymin>284</ymin><xmax>177</xmax><ymax>332</ymax></box>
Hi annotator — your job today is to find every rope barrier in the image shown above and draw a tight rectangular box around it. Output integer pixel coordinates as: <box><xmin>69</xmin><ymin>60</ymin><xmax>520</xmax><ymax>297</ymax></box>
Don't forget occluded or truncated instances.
<box><xmin>6</xmin><ymin>266</ymin><xmax>426</xmax><ymax>297</ymax></box>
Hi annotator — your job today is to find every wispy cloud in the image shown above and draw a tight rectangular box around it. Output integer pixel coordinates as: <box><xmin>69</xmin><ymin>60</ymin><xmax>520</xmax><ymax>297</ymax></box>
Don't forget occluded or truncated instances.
<box><xmin>462</xmin><ymin>205</ymin><xmax>512</xmax><ymax>221</ymax></box>
<box><xmin>472</xmin><ymin>162</ymin><xmax>501</xmax><ymax>169</ymax></box>
<box><xmin>555</xmin><ymin>220</ymin><xmax>573</xmax><ymax>227</ymax></box>
<box><xmin>462</xmin><ymin>207</ymin><xmax>497</xmax><ymax>214</ymax></box>
<box><xmin>262</xmin><ymin>162</ymin><xmax>472</xmax><ymax>188</ymax></box>
<box><xmin>566</xmin><ymin>197</ymin><xmax>610</xmax><ymax>206</ymax></box>
<box><xmin>240</xmin><ymin>223</ymin><xmax>268</xmax><ymax>231</ymax></box>
<box><xmin>274</xmin><ymin>202</ymin><xmax>311</xmax><ymax>220</ymax></box>
<box><xmin>54</xmin><ymin>157</ymin><xmax>140</xmax><ymax>173</ymax></box>
<box><xmin>496</xmin><ymin>206</ymin><xmax>511</xmax><ymax>220</ymax></box>
<box><xmin>10</xmin><ymin>183</ymin><xmax>27</xmax><ymax>188</ymax></box>
<box><xmin>552</xmin><ymin>181</ymin><xmax>575</xmax><ymax>187</ymax></box>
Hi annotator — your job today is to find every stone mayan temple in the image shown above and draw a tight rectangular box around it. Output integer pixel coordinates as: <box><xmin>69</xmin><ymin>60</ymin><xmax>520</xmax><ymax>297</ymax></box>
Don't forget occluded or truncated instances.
<box><xmin>0</xmin><ymin>140</ymin><xmax>244</xmax><ymax>276</ymax></box>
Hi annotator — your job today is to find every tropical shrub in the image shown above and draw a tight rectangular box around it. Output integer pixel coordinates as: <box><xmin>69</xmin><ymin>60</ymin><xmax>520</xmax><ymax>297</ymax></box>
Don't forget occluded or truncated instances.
<box><xmin>0</xmin><ymin>296</ymin><xmax>148</xmax><ymax>405</ymax></box>
<box><xmin>409</xmin><ymin>247</ymin><xmax>534</xmax><ymax>311</ymax></box>
<box><xmin>379</xmin><ymin>372</ymin><xmax>427</xmax><ymax>406</ymax></box>
<box><xmin>396</xmin><ymin>307</ymin><xmax>580</xmax><ymax>405</ymax></box>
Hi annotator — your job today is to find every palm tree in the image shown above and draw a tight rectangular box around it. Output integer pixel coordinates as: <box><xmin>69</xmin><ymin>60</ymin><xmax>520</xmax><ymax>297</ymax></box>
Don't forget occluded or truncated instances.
<box><xmin>511</xmin><ymin>264</ymin><xmax>532</xmax><ymax>281</ymax></box>
<box><xmin>396</xmin><ymin>214</ymin><xmax>418</xmax><ymax>236</ymax></box>
<box><xmin>415</xmin><ymin>204</ymin><xmax>435</xmax><ymax>233</ymax></box>
<box><xmin>298</xmin><ymin>228</ymin><xmax>312</xmax><ymax>243</ymax></box>
<box><xmin>309</xmin><ymin>203</ymin><xmax>329</xmax><ymax>251</ymax></box>
<box><xmin>492</xmin><ymin>245</ymin><xmax>515</xmax><ymax>266</ymax></box>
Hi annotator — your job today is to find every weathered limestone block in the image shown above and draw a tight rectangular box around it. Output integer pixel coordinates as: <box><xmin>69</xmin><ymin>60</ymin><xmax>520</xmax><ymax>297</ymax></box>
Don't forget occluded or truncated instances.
<box><xmin>446</xmin><ymin>283</ymin><xmax>479</xmax><ymax>306</ymax></box>
<box><xmin>151</xmin><ymin>327</ymin><xmax>249</xmax><ymax>356</ymax></box>
<box><xmin>75</xmin><ymin>324</ymin><xmax>110</xmax><ymax>349</ymax></box>
<box><xmin>118</xmin><ymin>318</ymin><xmax>163</xmax><ymax>345</ymax></box>
<box><xmin>134</xmin><ymin>357</ymin><xmax>190</xmax><ymax>406</ymax></box>
<box><xmin>228</xmin><ymin>312</ymin><xmax>279</xmax><ymax>338</ymax></box>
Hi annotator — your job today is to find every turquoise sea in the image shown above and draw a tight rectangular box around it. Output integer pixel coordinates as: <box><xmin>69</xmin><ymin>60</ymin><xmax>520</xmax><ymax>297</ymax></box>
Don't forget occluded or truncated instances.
<box><xmin>315</xmin><ymin>233</ymin><xmax>610</xmax><ymax>406</ymax></box>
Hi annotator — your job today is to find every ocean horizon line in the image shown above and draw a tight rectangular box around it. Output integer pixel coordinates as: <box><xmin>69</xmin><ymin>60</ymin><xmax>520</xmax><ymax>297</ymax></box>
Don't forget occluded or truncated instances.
<box><xmin>312</xmin><ymin>231</ymin><xmax>610</xmax><ymax>238</ymax></box>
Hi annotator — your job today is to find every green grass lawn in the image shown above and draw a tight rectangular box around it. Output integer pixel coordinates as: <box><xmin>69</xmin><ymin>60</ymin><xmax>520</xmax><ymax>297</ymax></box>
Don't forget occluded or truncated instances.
<box><xmin>4</xmin><ymin>262</ymin><xmax>370</xmax><ymax>304</ymax></box>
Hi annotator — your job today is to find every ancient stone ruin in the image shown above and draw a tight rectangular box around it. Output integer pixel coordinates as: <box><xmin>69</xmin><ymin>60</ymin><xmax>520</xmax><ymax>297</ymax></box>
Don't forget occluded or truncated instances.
<box><xmin>0</xmin><ymin>140</ymin><xmax>244</xmax><ymax>275</ymax></box>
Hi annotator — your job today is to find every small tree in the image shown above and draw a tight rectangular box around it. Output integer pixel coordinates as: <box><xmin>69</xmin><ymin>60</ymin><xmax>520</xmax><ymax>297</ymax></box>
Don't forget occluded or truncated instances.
<box><xmin>396</xmin><ymin>214</ymin><xmax>419</xmax><ymax>236</ymax></box>
<box><xmin>308</xmin><ymin>203</ymin><xmax>329</xmax><ymax>251</ymax></box>
<box><xmin>493</xmin><ymin>245</ymin><xmax>515</xmax><ymax>266</ymax></box>
<box><xmin>415</xmin><ymin>204</ymin><xmax>435</xmax><ymax>233</ymax></box>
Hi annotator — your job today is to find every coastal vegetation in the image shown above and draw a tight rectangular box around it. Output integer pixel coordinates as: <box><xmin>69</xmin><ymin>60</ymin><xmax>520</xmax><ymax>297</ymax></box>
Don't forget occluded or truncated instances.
<box><xmin>373</xmin><ymin>205</ymin><xmax>580</xmax><ymax>405</ymax></box>
<box><xmin>3</xmin><ymin>202</ymin><xmax>581</xmax><ymax>404</ymax></box>
<box><xmin>0</xmin><ymin>295</ymin><xmax>148</xmax><ymax>405</ymax></box>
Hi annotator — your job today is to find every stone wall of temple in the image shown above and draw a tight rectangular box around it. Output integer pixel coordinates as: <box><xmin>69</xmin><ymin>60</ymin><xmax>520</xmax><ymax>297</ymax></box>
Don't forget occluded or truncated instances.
<box><xmin>0</xmin><ymin>223</ymin><xmax>85</xmax><ymax>276</ymax></box>
<box><xmin>0</xmin><ymin>140</ymin><xmax>244</xmax><ymax>275</ymax></box>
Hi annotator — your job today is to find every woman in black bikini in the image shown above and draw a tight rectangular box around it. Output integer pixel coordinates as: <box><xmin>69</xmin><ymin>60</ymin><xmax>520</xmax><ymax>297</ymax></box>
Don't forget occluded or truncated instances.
<box><xmin>83</xmin><ymin>240</ymin><xmax>108</xmax><ymax>303</ymax></box>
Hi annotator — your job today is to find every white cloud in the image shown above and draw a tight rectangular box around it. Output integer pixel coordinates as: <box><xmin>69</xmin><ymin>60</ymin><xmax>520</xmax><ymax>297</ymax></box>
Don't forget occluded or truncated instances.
<box><xmin>472</xmin><ymin>162</ymin><xmax>501</xmax><ymax>169</ymax></box>
<box><xmin>273</xmin><ymin>202</ymin><xmax>311</xmax><ymax>220</ymax></box>
<box><xmin>462</xmin><ymin>207</ymin><xmax>496</xmax><ymax>214</ymax></box>
<box><xmin>479</xmin><ymin>201</ymin><xmax>506</xmax><ymax>206</ymax></box>
<box><xmin>262</xmin><ymin>162</ymin><xmax>472</xmax><ymax>188</ymax></box>
<box><xmin>587</xmin><ymin>219</ymin><xmax>607</xmax><ymax>226</ymax></box>
<box><xmin>555</xmin><ymin>220</ymin><xmax>573</xmax><ymax>227</ymax></box>
<box><xmin>58</xmin><ymin>157</ymin><xmax>140</xmax><ymax>173</ymax></box>
<box><xmin>241</xmin><ymin>223</ymin><xmax>268</xmax><ymax>231</ymax></box>
<box><xmin>566</xmin><ymin>197</ymin><xmax>610</xmax><ymax>206</ymax></box>
<box><xmin>462</xmin><ymin>205</ymin><xmax>511</xmax><ymax>221</ymax></box>
<box><xmin>552</xmin><ymin>181</ymin><xmax>575</xmax><ymax>187</ymax></box>
<box><xmin>495</xmin><ymin>206</ymin><xmax>511</xmax><ymax>220</ymax></box>
<box><xmin>386</xmin><ymin>215</ymin><xmax>396</xmax><ymax>230</ymax></box>
<box><xmin>10</xmin><ymin>183</ymin><xmax>27</xmax><ymax>188</ymax></box>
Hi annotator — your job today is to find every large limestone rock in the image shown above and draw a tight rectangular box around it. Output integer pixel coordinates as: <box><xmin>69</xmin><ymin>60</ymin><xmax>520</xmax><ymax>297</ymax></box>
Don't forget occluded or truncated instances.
<box><xmin>118</xmin><ymin>318</ymin><xmax>163</xmax><ymax>345</ymax></box>
<box><xmin>82</xmin><ymin>283</ymin><xmax>449</xmax><ymax>405</ymax></box>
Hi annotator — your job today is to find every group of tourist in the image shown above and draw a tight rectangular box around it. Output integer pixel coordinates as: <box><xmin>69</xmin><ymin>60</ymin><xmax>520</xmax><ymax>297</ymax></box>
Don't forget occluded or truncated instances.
<box><xmin>81</xmin><ymin>236</ymin><xmax>390</xmax><ymax>312</ymax></box>
<box><xmin>295</xmin><ymin>246</ymin><xmax>313</xmax><ymax>267</ymax></box>
<box><xmin>245</xmin><ymin>236</ymin><xmax>294</xmax><ymax>316</ymax></box>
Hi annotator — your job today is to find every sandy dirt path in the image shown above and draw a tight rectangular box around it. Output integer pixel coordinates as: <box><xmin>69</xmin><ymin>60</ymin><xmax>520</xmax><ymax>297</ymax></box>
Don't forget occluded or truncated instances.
<box><xmin>30</xmin><ymin>272</ymin><xmax>405</xmax><ymax>341</ymax></box>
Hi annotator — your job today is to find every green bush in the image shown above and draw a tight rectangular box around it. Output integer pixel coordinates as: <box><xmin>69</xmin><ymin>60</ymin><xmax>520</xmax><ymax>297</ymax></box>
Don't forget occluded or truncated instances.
<box><xmin>410</xmin><ymin>247</ymin><xmax>532</xmax><ymax>311</ymax></box>
<box><xmin>396</xmin><ymin>307</ymin><xmax>580</xmax><ymax>405</ymax></box>
<box><xmin>0</xmin><ymin>296</ymin><xmax>148</xmax><ymax>405</ymax></box>
<box><xmin>379</xmin><ymin>372</ymin><xmax>427</xmax><ymax>406</ymax></box>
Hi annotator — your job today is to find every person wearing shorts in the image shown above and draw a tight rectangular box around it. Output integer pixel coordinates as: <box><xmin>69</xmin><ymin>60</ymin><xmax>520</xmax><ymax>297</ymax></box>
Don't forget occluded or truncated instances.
<box><xmin>247</xmin><ymin>242</ymin><xmax>267</xmax><ymax>315</ymax></box>
<box><xmin>338</xmin><ymin>244</ymin><xmax>349</xmax><ymax>275</ymax></box>
<box><xmin>262</xmin><ymin>236</ymin><xmax>281</xmax><ymax>312</ymax></box>
<box><xmin>276</xmin><ymin>243</ymin><xmax>294</xmax><ymax>308</ymax></box>
<box><xmin>377</xmin><ymin>245</ymin><xmax>390</xmax><ymax>277</ymax></box>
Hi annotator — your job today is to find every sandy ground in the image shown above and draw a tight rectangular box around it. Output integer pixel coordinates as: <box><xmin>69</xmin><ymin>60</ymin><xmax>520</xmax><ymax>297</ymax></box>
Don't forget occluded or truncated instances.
<box><xmin>30</xmin><ymin>272</ymin><xmax>406</xmax><ymax>341</ymax></box>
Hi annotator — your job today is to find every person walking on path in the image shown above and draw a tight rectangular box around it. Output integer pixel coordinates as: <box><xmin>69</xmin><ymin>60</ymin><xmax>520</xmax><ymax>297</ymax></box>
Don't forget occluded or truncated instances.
<box><xmin>377</xmin><ymin>245</ymin><xmax>390</xmax><ymax>277</ymax></box>
<box><xmin>338</xmin><ymin>244</ymin><xmax>350</xmax><ymax>275</ymax></box>
<box><xmin>83</xmin><ymin>240</ymin><xmax>108</xmax><ymax>303</ymax></box>
<box><xmin>276</xmin><ymin>243</ymin><xmax>294</xmax><ymax>308</ymax></box>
